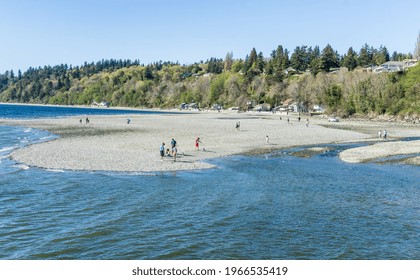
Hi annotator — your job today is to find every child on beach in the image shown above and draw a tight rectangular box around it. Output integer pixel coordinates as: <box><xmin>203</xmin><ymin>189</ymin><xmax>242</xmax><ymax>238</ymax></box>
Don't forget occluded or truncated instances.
<box><xmin>195</xmin><ymin>137</ymin><xmax>202</xmax><ymax>151</ymax></box>
<box><xmin>160</xmin><ymin>143</ymin><xmax>165</xmax><ymax>160</ymax></box>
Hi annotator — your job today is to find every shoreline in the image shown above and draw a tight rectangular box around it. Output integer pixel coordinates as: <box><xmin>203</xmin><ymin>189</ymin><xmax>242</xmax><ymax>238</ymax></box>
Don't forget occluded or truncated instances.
<box><xmin>1</xmin><ymin>111</ymin><xmax>420</xmax><ymax>172</ymax></box>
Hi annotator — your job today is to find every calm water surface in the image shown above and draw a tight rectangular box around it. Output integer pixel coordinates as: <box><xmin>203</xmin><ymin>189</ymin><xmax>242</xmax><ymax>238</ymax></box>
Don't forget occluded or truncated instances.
<box><xmin>0</xmin><ymin>105</ymin><xmax>419</xmax><ymax>259</ymax></box>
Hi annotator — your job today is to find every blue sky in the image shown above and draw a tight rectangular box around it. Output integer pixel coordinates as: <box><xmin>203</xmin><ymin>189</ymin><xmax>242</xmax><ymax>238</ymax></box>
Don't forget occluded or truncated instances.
<box><xmin>0</xmin><ymin>0</ymin><xmax>419</xmax><ymax>73</ymax></box>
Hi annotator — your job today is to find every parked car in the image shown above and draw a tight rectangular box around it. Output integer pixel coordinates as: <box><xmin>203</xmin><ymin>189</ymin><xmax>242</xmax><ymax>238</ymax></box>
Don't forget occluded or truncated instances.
<box><xmin>328</xmin><ymin>117</ymin><xmax>340</xmax><ymax>122</ymax></box>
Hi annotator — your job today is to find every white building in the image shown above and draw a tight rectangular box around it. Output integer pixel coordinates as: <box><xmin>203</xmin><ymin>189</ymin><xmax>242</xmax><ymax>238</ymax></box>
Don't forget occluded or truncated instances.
<box><xmin>313</xmin><ymin>105</ymin><xmax>325</xmax><ymax>113</ymax></box>
<box><xmin>372</xmin><ymin>60</ymin><xmax>418</xmax><ymax>73</ymax></box>
<box><xmin>289</xmin><ymin>102</ymin><xmax>307</xmax><ymax>113</ymax></box>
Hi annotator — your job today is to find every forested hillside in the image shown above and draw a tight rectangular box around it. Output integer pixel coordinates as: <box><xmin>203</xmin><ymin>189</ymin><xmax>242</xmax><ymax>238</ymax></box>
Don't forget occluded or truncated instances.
<box><xmin>0</xmin><ymin>43</ymin><xmax>419</xmax><ymax>118</ymax></box>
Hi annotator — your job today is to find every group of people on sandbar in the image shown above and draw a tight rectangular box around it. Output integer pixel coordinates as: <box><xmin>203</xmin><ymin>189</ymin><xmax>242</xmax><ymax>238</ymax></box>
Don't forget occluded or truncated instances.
<box><xmin>79</xmin><ymin>117</ymin><xmax>90</xmax><ymax>124</ymax></box>
<box><xmin>378</xmin><ymin>129</ymin><xmax>388</xmax><ymax>139</ymax></box>
<box><xmin>160</xmin><ymin>138</ymin><xmax>178</xmax><ymax>162</ymax></box>
<box><xmin>160</xmin><ymin>137</ymin><xmax>203</xmax><ymax>161</ymax></box>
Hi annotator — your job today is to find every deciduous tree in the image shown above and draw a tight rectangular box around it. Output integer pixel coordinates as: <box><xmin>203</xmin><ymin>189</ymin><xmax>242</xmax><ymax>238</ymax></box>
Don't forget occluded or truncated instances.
<box><xmin>414</xmin><ymin>31</ymin><xmax>420</xmax><ymax>60</ymax></box>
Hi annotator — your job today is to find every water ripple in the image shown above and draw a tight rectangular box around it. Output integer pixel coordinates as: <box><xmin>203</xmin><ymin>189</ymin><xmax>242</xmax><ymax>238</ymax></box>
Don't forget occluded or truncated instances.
<box><xmin>1</xmin><ymin>126</ymin><xmax>419</xmax><ymax>259</ymax></box>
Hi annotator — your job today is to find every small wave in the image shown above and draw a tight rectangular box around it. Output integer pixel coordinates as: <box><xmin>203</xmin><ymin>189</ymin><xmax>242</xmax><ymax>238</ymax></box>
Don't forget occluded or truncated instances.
<box><xmin>15</xmin><ymin>164</ymin><xmax>30</xmax><ymax>170</ymax></box>
<box><xmin>24</xmin><ymin>128</ymin><xmax>32</xmax><ymax>133</ymax></box>
<box><xmin>0</xmin><ymin>154</ymin><xmax>10</xmax><ymax>160</ymax></box>
<box><xmin>39</xmin><ymin>136</ymin><xmax>56</xmax><ymax>141</ymax></box>
<box><xmin>46</xmin><ymin>169</ymin><xmax>65</xmax><ymax>173</ymax></box>
<box><xmin>98</xmin><ymin>170</ymin><xmax>157</xmax><ymax>176</ymax></box>
<box><xmin>0</xmin><ymin>146</ymin><xmax>16</xmax><ymax>153</ymax></box>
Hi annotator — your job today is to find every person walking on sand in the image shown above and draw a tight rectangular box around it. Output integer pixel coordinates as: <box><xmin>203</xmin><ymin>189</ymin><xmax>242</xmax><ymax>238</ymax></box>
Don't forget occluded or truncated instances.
<box><xmin>306</xmin><ymin>118</ymin><xmax>309</xmax><ymax>127</ymax></box>
<box><xmin>378</xmin><ymin>130</ymin><xmax>382</xmax><ymax>139</ymax></box>
<box><xmin>160</xmin><ymin>143</ymin><xmax>165</xmax><ymax>160</ymax></box>
<box><xmin>266</xmin><ymin>135</ymin><xmax>269</xmax><ymax>144</ymax></box>
<box><xmin>171</xmin><ymin>138</ymin><xmax>177</xmax><ymax>149</ymax></box>
<box><xmin>172</xmin><ymin>146</ymin><xmax>178</xmax><ymax>162</ymax></box>
<box><xmin>195</xmin><ymin>137</ymin><xmax>202</xmax><ymax>151</ymax></box>
<box><xmin>383</xmin><ymin>129</ymin><xmax>387</xmax><ymax>139</ymax></box>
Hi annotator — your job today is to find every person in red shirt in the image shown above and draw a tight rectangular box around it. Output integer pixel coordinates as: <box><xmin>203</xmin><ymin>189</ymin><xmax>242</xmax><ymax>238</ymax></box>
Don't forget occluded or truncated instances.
<box><xmin>195</xmin><ymin>137</ymin><xmax>202</xmax><ymax>151</ymax></box>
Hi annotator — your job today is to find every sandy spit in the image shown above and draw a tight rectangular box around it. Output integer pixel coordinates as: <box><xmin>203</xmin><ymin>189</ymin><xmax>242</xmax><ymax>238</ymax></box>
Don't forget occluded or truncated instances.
<box><xmin>2</xmin><ymin>111</ymin><xmax>419</xmax><ymax>172</ymax></box>
<box><xmin>339</xmin><ymin>140</ymin><xmax>420</xmax><ymax>164</ymax></box>
<box><xmin>324</xmin><ymin>118</ymin><xmax>420</xmax><ymax>165</ymax></box>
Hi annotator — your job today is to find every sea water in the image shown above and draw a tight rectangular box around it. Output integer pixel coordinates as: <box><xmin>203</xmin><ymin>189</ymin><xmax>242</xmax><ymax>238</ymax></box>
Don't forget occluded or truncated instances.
<box><xmin>0</xmin><ymin>104</ymin><xmax>419</xmax><ymax>259</ymax></box>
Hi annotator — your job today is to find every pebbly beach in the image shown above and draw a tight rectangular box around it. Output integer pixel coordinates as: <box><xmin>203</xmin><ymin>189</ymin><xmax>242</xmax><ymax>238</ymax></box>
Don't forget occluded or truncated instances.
<box><xmin>2</xmin><ymin>110</ymin><xmax>420</xmax><ymax>172</ymax></box>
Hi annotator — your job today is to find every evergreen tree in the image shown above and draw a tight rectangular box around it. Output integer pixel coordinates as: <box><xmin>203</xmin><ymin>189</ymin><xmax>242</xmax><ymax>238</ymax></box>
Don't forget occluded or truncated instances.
<box><xmin>341</xmin><ymin>47</ymin><xmax>358</xmax><ymax>70</ymax></box>
<box><xmin>266</xmin><ymin>45</ymin><xmax>290</xmax><ymax>81</ymax></box>
<box><xmin>243</xmin><ymin>48</ymin><xmax>260</xmax><ymax>80</ymax></box>
<box><xmin>56</xmin><ymin>78</ymin><xmax>63</xmax><ymax>89</ymax></box>
<box><xmin>320</xmin><ymin>44</ymin><xmax>339</xmax><ymax>72</ymax></box>
<box><xmin>64</xmin><ymin>75</ymin><xmax>71</xmax><ymax>90</ymax></box>
<box><xmin>309</xmin><ymin>46</ymin><xmax>321</xmax><ymax>75</ymax></box>
<box><xmin>256</xmin><ymin>52</ymin><xmax>265</xmax><ymax>72</ymax></box>
<box><xmin>144</xmin><ymin>65</ymin><xmax>154</xmax><ymax>79</ymax></box>
<box><xmin>248</xmin><ymin>48</ymin><xmax>258</xmax><ymax>67</ymax></box>
<box><xmin>45</xmin><ymin>81</ymin><xmax>53</xmax><ymax>96</ymax></box>
<box><xmin>373</xmin><ymin>45</ymin><xmax>389</xmax><ymax>65</ymax></box>
<box><xmin>278</xmin><ymin>46</ymin><xmax>290</xmax><ymax>70</ymax></box>
<box><xmin>242</xmin><ymin>54</ymin><xmax>250</xmax><ymax>73</ymax></box>
<box><xmin>358</xmin><ymin>44</ymin><xmax>373</xmax><ymax>66</ymax></box>
<box><xmin>290</xmin><ymin>46</ymin><xmax>310</xmax><ymax>71</ymax></box>
<box><xmin>207</xmin><ymin>58</ymin><xmax>223</xmax><ymax>74</ymax></box>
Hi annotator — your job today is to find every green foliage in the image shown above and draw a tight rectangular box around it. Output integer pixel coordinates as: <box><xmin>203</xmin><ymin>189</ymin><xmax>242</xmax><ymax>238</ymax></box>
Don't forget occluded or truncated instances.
<box><xmin>401</xmin><ymin>63</ymin><xmax>420</xmax><ymax>91</ymax></box>
<box><xmin>207</xmin><ymin>58</ymin><xmax>223</xmax><ymax>74</ymax></box>
<box><xmin>341</xmin><ymin>47</ymin><xmax>358</xmax><ymax>70</ymax></box>
<box><xmin>358</xmin><ymin>44</ymin><xmax>374</xmax><ymax>66</ymax></box>
<box><xmin>209</xmin><ymin>74</ymin><xmax>227</xmax><ymax>105</ymax></box>
<box><xmin>0</xmin><ymin>43</ymin><xmax>418</xmax><ymax>117</ymax></box>
<box><xmin>290</xmin><ymin>46</ymin><xmax>310</xmax><ymax>71</ymax></box>
<box><xmin>231</xmin><ymin>60</ymin><xmax>244</xmax><ymax>73</ymax></box>
<box><xmin>324</xmin><ymin>84</ymin><xmax>342</xmax><ymax>113</ymax></box>
<box><xmin>320</xmin><ymin>44</ymin><xmax>340</xmax><ymax>72</ymax></box>
<box><xmin>373</xmin><ymin>45</ymin><xmax>390</xmax><ymax>65</ymax></box>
